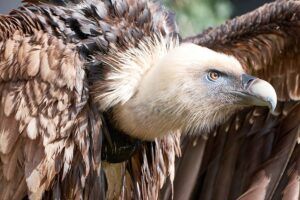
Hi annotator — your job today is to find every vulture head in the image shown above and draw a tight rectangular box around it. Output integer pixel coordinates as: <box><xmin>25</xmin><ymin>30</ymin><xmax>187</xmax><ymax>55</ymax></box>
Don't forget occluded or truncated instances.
<box><xmin>103</xmin><ymin>41</ymin><xmax>277</xmax><ymax>140</ymax></box>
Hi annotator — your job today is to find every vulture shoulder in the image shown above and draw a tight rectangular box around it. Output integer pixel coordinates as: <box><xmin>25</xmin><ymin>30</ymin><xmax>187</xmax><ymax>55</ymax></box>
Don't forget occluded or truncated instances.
<box><xmin>163</xmin><ymin>1</ymin><xmax>300</xmax><ymax>200</ymax></box>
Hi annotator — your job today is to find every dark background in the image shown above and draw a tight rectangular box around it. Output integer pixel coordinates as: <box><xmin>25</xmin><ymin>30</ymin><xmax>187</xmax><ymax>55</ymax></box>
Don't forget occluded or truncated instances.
<box><xmin>231</xmin><ymin>0</ymin><xmax>272</xmax><ymax>16</ymax></box>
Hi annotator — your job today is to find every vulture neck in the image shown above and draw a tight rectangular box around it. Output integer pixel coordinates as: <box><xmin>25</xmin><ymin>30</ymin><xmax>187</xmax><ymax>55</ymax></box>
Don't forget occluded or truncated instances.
<box><xmin>113</xmin><ymin>67</ymin><xmax>186</xmax><ymax>140</ymax></box>
<box><xmin>95</xmin><ymin>35</ymin><xmax>180</xmax><ymax>140</ymax></box>
<box><xmin>110</xmin><ymin>37</ymin><xmax>188</xmax><ymax>140</ymax></box>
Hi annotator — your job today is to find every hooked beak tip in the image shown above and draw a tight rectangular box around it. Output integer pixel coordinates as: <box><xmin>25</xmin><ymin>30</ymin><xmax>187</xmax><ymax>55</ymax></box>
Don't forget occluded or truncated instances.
<box><xmin>247</xmin><ymin>78</ymin><xmax>277</xmax><ymax>111</ymax></box>
<box><xmin>267</xmin><ymin>98</ymin><xmax>277</xmax><ymax>112</ymax></box>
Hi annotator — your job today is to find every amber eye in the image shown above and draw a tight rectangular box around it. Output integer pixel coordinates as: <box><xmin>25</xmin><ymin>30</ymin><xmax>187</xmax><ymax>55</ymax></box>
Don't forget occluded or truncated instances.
<box><xmin>208</xmin><ymin>71</ymin><xmax>220</xmax><ymax>81</ymax></box>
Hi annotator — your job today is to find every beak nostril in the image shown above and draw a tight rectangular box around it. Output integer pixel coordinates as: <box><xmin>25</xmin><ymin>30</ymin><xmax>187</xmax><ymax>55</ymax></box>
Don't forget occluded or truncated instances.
<box><xmin>246</xmin><ymin>79</ymin><xmax>254</xmax><ymax>85</ymax></box>
<box><xmin>242</xmin><ymin>74</ymin><xmax>257</xmax><ymax>89</ymax></box>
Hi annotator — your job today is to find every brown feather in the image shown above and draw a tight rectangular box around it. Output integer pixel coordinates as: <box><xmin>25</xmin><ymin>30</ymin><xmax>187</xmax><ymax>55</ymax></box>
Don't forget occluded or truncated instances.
<box><xmin>0</xmin><ymin>30</ymin><xmax>95</xmax><ymax>199</ymax></box>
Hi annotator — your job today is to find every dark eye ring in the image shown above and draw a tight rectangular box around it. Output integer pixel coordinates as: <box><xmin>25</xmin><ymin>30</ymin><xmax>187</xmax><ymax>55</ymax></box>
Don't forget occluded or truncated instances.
<box><xmin>207</xmin><ymin>71</ymin><xmax>220</xmax><ymax>81</ymax></box>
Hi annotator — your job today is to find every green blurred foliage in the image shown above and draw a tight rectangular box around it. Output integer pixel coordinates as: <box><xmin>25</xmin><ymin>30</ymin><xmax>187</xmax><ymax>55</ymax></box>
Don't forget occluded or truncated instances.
<box><xmin>164</xmin><ymin>0</ymin><xmax>232</xmax><ymax>36</ymax></box>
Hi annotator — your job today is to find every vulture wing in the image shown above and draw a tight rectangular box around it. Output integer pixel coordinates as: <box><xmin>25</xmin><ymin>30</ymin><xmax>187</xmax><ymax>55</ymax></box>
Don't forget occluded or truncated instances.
<box><xmin>0</xmin><ymin>23</ymin><xmax>104</xmax><ymax>200</ymax></box>
<box><xmin>162</xmin><ymin>1</ymin><xmax>300</xmax><ymax>200</ymax></box>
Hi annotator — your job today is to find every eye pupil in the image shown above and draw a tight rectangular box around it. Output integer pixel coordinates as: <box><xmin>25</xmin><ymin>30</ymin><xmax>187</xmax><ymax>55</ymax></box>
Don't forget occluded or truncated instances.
<box><xmin>208</xmin><ymin>71</ymin><xmax>220</xmax><ymax>81</ymax></box>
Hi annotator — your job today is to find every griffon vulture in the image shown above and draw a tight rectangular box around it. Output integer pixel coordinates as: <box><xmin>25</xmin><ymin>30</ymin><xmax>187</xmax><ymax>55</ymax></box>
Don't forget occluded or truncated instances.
<box><xmin>0</xmin><ymin>0</ymin><xmax>287</xmax><ymax>199</ymax></box>
<box><xmin>162</xmin><ymin>1</ymin><xmax>300</xmax><ymax>200</ymax></box>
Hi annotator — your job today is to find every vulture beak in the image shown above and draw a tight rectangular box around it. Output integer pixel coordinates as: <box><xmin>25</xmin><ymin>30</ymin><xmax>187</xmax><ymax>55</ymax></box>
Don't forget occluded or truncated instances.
<box><xmin>235</xmin><ymin>74</ymin><xmax>277</xmax><ymax>111</ymax></box>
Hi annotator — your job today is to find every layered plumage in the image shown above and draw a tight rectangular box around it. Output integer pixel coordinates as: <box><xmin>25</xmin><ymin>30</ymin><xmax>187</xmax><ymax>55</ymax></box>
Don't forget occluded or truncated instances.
<box><xmin>162</xmin><ymin>1</ymin><xmax>300</xmax><ymax>199</ymax></box>
<box><xmin>0</xmin><ymin>0</ymin><xmax>181</xmax><ymax>199</ymax></box>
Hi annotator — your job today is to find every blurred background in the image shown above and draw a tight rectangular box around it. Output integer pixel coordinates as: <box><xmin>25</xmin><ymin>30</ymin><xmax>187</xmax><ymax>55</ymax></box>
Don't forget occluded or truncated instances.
<box><xmin>165</xmin><ymin>0</ymin><xmax>272</xmax><ymax>36</ymax></box>
<box><xmin>0</xmin><ymin>0</ymin><xmax>273</xmax><ymax>36</ymax></box>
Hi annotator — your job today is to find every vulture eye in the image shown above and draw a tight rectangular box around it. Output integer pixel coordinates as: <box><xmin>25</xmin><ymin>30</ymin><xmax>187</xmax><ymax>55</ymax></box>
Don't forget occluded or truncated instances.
<box><xmin>207</xmin><ymin>71</ymin><xmax>220</xmax><ymax>81</ymax></box>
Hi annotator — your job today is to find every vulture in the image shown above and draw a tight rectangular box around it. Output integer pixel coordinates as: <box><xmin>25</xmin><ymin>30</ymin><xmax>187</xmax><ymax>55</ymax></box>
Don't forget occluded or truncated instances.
<box><xmin>0</xmin><ymin>1</ymin><xmax>294</xmax><ymax>200</ymax></box>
